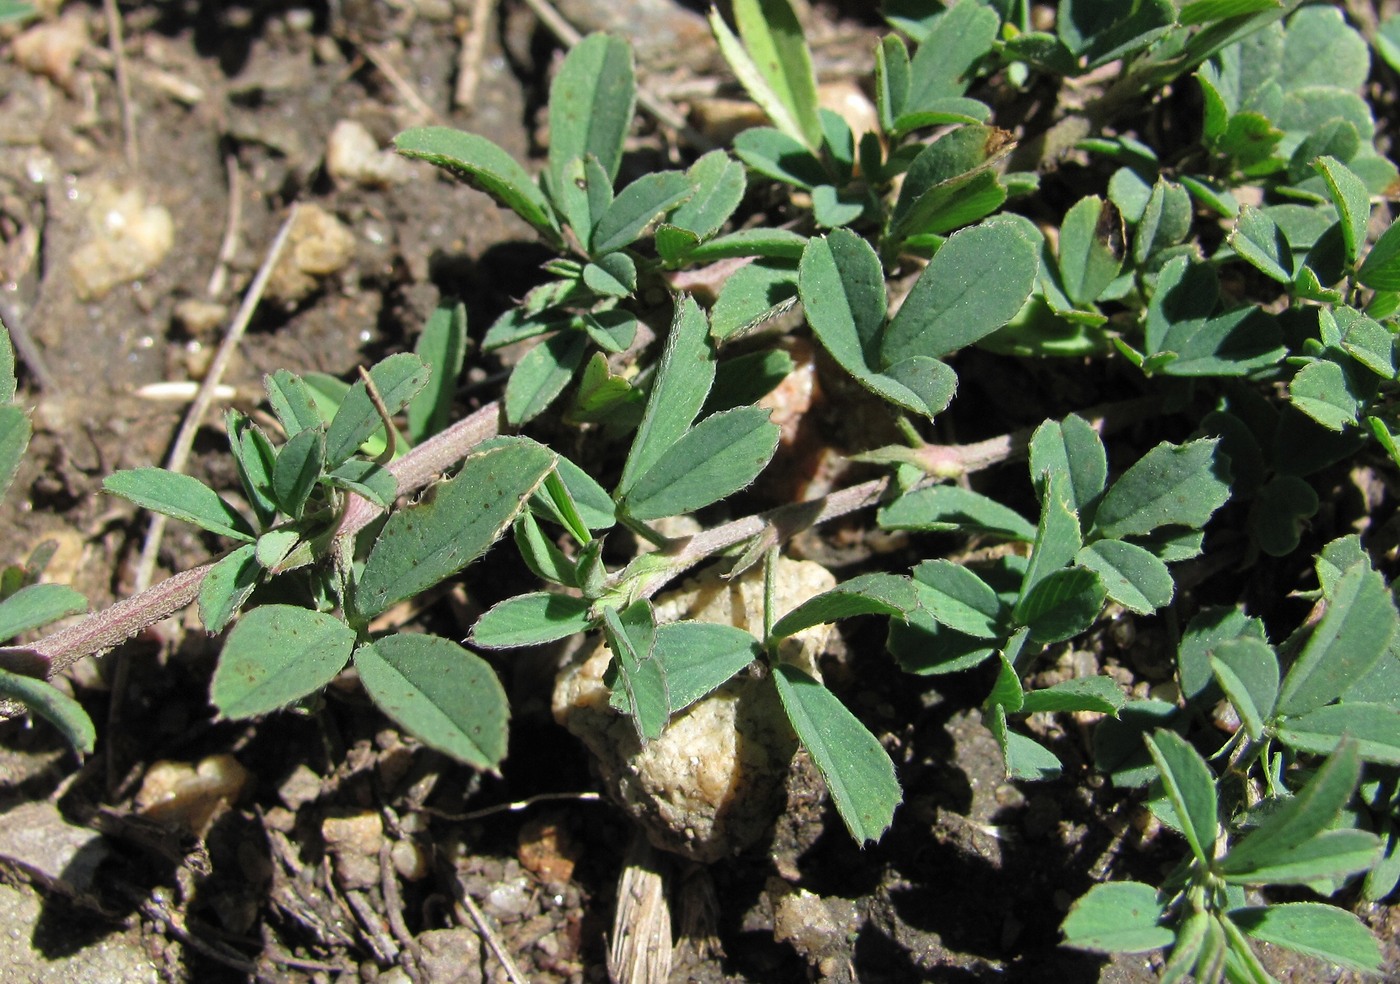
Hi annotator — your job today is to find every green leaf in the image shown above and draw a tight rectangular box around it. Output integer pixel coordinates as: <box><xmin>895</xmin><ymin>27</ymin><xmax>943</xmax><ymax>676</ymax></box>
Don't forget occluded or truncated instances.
<box><xmin>1134</xmin><ymin>179</ymin><xmax>1193</xmax><ymax>264</ymax></box>
<box><xmin>326</xmin><ymin>459</ymin><xmax>397</xmax><ymax>510</ymax></box>
<box><xmin>1019</xmin><ymin>471</ymin><xmax>1082</xmax><ymax>602</ymax></box>
<box><xmin>710</xmin><ymin>3</ymin><xmax>820</xmax><ymax>151</ymax></box>
<box><xmin>1062</xmin><ymin>882</ymin><xmax>1172</xmax><ymax>954</ymax></box>
<box><xmin>1358</xmin><ymin>219</ymin><xmax>1400</xmax><ymax>291</ymax></box>
<box><xmin>355</xmin><ymin>438</ymin><xmax>556</xmax><ymax>619</ymax></box>
<box><xmin>989</xmin><ymin>705</ymin><xmax>1063</xmax><ymax>780</ymax></box>
<box><xmin>1076</xmin><ymin>540</ymin><xmax>1174</xmax><ymax>615</ymax></box>
<box><xmin>354</xmin><ymin>634</ymin><xmax>509</xmax><ymax>772</ymax></box>
<box><xmin>878</xmin><ymin>485</ymin><xmax>1036</xmax><ymax>541</ymax></box>
<box><xmin>770</xmin><ymin>572</ymin><xmax>920</xmax><ymax>640</ymax></box>
<box><xmin>0</xmin><ymin>3</ymin><xmax>37</xmax><ymax>28</ymax></box>
<box><xmin>198</xmin><ymin>543</ymin><xmax>260</xmax><ymax>635</ymax></box>
<box><xmin>621</xmin><ymin>407</ymin><xmax>779</xmax><ymax>521</ymax></box>
<box><xmin>265</xmin><ymin>369</ymin><xmax>324</xmax><ymax>438</ymax></box>
<box><xmin>772</xmin><ymin>663</ymin><xmax>899</xmax><ymax>844</ymax></box>
<box><xmin>552</xmin><ymin>154</ymin><xmax>612</xmax><ymax>253</ymax></box>
<box><xmin>1229</xmin><ymin>904</ymin><xmax>1381</xmax><ymax>974</ymax></box>
<box><xmin>1028</xmin><ymin>414</ymin><xmax>1107</xmax><ymax>521</ymax></box>
<box><xmin>1312</xmin><ymin>156</ymin><xmax>1370</xmax><ymax>264</ymax></box>
<box><xmin>504</xmin><ymin>331</ymin><xmax>588</xmax><ymax>426</ymax></box>
<box><xmin>324</xmin><ymin>354</ymin><xmax>429</xmax><ymax>467</ymax></box>
<box><xmin>1057</xmin><ymin>0</ymin><xmax>1176</xmax><ymax>67</ymax></box>
<box><xmin>875</xmin><ymin>34</ymin><xmax>910</xmax><ymax>132</ymax></box>
<box><xmin>613</xmin><ymin>621</ymin><xmax>760</xmax><ymax>717</ymax></box>
<box><xmin>394</xmin><ymin>127</ymin><xmax>558</xmax><ymax>240</ymax></box>
<box><xmin>709</xmin><ymin>260</ymin><xmax>799</xmax><ymax>342</ymax></box>
<box><xmin>0</xmin><ymin>668</ymin><xmax>95</xmax><ymax>755</ymax></box>
<box><xmin>732</xmin><ymin>126</ymin><xmax>829</xmax><ymax>190</ymax></box>
<box><xmin>1209</xmin><ymin>638</ymin><xmax>1279</xmax><ymax>740</ymax></box>
<box><xmin>103</xmin><ymin>468</ymin><xmax>255</xmax><ymax>542</ymax></box>
<box><xmin>591</xmin><ymin>171</ymin><xmax>693</xmax><ymax>255</ymax></box>
<box><xmin>904</xmin><ymin>0</ymin><xmax>998</xmax><ymax>108</ymax></box>
<box><xmin>0</xmin><ymin>407</ymin><xmax>26</xmax><ymax>508</ymax></box>
<box><xmin>513</xmin><ymin>511</ymin><xmax>577</xmax><ymax>587</ymax></box>
<box><xmin>1277</xmin><ymin>703</ymin><xmax>1400</xmax><ymax>766</ymax></box>
<box><xmin>211</xmin><ymin>605</ymin><xmax>357</xmax><ymax>718</ymax></box>
<box><xmin>1228</xmin><ymin>205</ymin><xmax>1292</xmax><ymax>283</ymax></box>
<box><xmin>0</xmin><ymin>583</ymin><xmax>86</xmax><ymax>642</ymax></box>
<box><xmin>538</xmin><ymin>453</ymin><xmax>615</xmax><ymax>532</ymax></box>
<box><xmin>271</xmin><ymin>426</ymin><xmax>325</xmax><ymax>520</ymax></box>
<box><xmin>730</xmin><ymin>0</ymin><xmax>823</xmax><ymax>151</ymax></box>
<box><xmin>889</xmin><ymin>126</ymin><xmax>1013</xmax><ymax>242</ymax></box>
<box><xmin>1017</xmin><ymin>567</ymin><xmax>1106</xmax><ymax>644</ymax></box>
<box><xmin>1219</xmin><ymin>739</ymin><xmax>1370</xmax><ymax>882</ymax></box>
<box><xmin>1145</xmin><ymin>730</ymin><xmax>1219</xmax><ymax>865</ymax></box>
<box><xmin>581</xmin><ymin>253</ymin><xmax>637</xmax><ymax>299</ymax></box>
<box><xmin>1058</xmin><ymin>196</ymin><xmax>1125</xmax><ymax>307</ymax></box>
<box><xmin>686</xmin><ymin>227</ymin><xmax>808</xmax><ymax>262</ymax></box>
<box><xmin>1144</xmin><ymin>258</ymin><xmax>1286</xmax><ymax>376</ymax></box>
<box><xmin>1019</xmin><ymin>675</ymin><xmax>1125</xmax><ymax>715</ymax></box>
<box><xmin>618</xmin><ymin>297</ymin><xmax>714</xmax><ymax>495</ymax></box>
<box><xmin>705</xmin><ymin>348</ymin><xmax>794</xmax><ymax>416</ymax></box>
<box><xmin>1178</xmin><ymin>606</ymin><xmax>1268</xmax><ymax>704</ymax></box>
<box><xmin>409</xmin><ymin>301</ymin><xmax>468</xmax><ymax>443</ymax></box>
<box><xmin>470</xmin><ymin>591</ymin><xmax>594</xmax><ymax>648</ymax></box>
<box><xmin>902</xmin><ymin>560</ymin><xmax>1002</xmax><ymax>639</ymax></box>
<box><xmin>1290</xmin><ymin>358</ymin><xmax>1362</xmax><ymax>432</ymax></box>
<box><xmin>602</xmin><ymin>600</ymin><xmax>669</xmax><ymax>742</ymax></box>
<box><xmin>548</xmin><ymin>34</ymin><xmax>635</xmax><ymax>188</ymax></box>
<box><xmin>1092</xmin><ymin>440</ymin><xmax>1231</xmax><ymax>541</ymax></box>
<box><xmin>799</xmin><ymin>227</ymin><xmax>884</xmax><ymax>360</ymax></box>
<box><xmin>226</xmin><ymin>411</ymin><xmax>278</xmax><ymax>527</ymax></box>
<box><xmin>1223</xmin><ymin>828</ymin><xmax>1381</xmax><ymax>886</ymax></box>
<box><xmin>880</xmin><ymin>216</ymin><xmax>1040</xmax><ymax>364</ymax></box>
<box><xmin>1277</xmin><ymin>563</ymin><xmax>1398</xmax><ymax>716</ymax></box>
<box><xmin>797</xmin><ymin>229</ymin><xmax>955</xmax><ymax>418</ymax></box>
<box><xmin>669</xmin><ymin>150</ymin><xmax>746</xmax><ymax>239</ymax></box>
<box><xmin>1178</xmin><ymin>0</ymin><xmax>1283</xmax><ymax>27</ymax></box>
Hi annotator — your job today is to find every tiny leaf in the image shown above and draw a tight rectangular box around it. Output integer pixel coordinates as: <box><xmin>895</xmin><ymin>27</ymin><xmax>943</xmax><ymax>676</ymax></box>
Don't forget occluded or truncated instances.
<box><xmin>104</xmin><ymin>468</ymin><xmax>255</xmax><ymax>542</ymax></box>
<box><xmin>355</xmin><ymin>634</ymin><xmax>509</xmax><ymax>773</ymax></box>
<box><xmin>211</xmin><ymin>605</ymin><xmax>357</xmax><ymax>718</ymax></box>
<box><xmin>772</xmin><ymin>663</ymin><xmax>899</xmax><ymax>844</ymax></box>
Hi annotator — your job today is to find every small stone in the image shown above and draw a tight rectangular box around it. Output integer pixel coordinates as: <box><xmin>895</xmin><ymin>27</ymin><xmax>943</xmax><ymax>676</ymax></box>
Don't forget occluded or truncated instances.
<box><xmin>417</xmin><ymin>927</ymin><xmax>483</xmax><ymax>984</ymax></box>
<box><xmin>321</xmin><ymin>810</ymin><xmax>384</xmax><ymax>890</ymax></box>
<box><xmin>326</xmin><ymin>120</ymin><xmax>414</xmax><ymax>189</ymax></box>
<box><xmin>278</xmin><ymin>764</ymin><xmax>324</xmax><ymax>811</ymax></box>
<box><xmin>69</xmin><ymin>183</ymin><xmax>175</xmax><ymax>301</ymax></box>
<box><xmin>265</xmin><ymin>204</ymin><xmax>355</xmax><ymax>305</ymax></box>
<box><xmin>172</xmin><ymin>299</ymin><xmax>228</xmax><ymax>340</ymax></box>
<box><xmin>11</xmin><ymin>11</ymin><xmax>89</xmax><ymax>91</ymax></box>
<box><xmin>553</xmin><ymin>558</ymin><xmax>836</xmax><ymax>862</ymax></box>
<box><xmin>517</xmin><ymin>813</ymin><xmax>581</xmax><ymax>886</ymax></box>
<box><xmin>391</xmin><ymin>838</ymin><xmax>430</xmax><ymax>881</ymax></box>
<box><xmin>483</xmin><ymin>874</ymin><xmax>533</xmax><ymax>920</ymax></box>
<box><xmin>135</xmin><ymin>754</ymin><xmax>252</xmax><ymax>835</ymax></box>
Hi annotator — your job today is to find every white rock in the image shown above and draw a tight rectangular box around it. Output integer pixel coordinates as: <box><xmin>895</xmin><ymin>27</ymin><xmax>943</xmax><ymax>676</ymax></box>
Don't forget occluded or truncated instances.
<box><xmin>553</xmin><ymin>558</ymin><xmax>835</xmax><ymax>861</ymax></box>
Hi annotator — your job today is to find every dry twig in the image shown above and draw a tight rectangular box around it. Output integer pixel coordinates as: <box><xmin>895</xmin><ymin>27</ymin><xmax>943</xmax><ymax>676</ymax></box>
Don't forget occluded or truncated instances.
<box><xmin>101</xmin><ymin>0</ymin><xmax>138</xmax><ymax>167</ymax></box>
<box><xmin>454</xmin><ymin>0</ymin><xmax>497</xmax><ymax>111</ymax></box>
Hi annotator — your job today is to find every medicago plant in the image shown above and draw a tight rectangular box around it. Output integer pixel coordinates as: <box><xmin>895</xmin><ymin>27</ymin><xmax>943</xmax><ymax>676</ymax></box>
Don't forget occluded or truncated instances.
<box><xmin>3</xmin><ymin>0</ymin><xmax>1400</xmax><ymax>978</ymax></box>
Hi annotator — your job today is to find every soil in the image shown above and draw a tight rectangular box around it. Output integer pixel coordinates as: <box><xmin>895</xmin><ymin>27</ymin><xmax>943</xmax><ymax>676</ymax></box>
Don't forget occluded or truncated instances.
<box><xmin>0</xmin><ymin>2</ymin><xmax>1395</xmax><ymax>982</ymax></box>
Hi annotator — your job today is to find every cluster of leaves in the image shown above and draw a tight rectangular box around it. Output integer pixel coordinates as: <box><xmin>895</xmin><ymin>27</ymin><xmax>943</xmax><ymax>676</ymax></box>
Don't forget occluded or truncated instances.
<box><xmin>0</xmin><ymin>327</ymin><xmax>90</xmax><ymax>752</ymax></box>
<box><xmin>10</xmin><ymin>0</ymin><xmax>1400</xmax><ymax>978</ymax></box>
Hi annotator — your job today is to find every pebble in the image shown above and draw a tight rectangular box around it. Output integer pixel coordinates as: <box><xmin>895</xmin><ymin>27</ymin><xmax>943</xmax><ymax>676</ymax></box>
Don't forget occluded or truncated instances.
<box><xmin>321</xmin><ymin>810</ymin><xmax>384</xmax><ymax>890</ymax></box>
<box><xmin>265</xmin><ymin>203</ymin><xmax>356</xmax><ymax>305</ymax></box>
<box><xmin>11</xmin><ymin>11</ymin><xmax>88</xmax><ymax>91</ymax></box>
<box><xmin>326</xmin><ymin>120</ymin><xmax>415</xmax><ymax>189</ymax></box>
<box><xmin>135</xmin><ymin>753</ymin><xmax>252</xmax><ymax>835</ymax></box>
<box><xmin>553</xmin><ymin>558</ymin><xmax>836</xmax><ymax>862</ymax></box>
<box><xmin>69</xmin><ymin>182</ymin><xmax>175</xmax><ymax>301</ymax></box>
